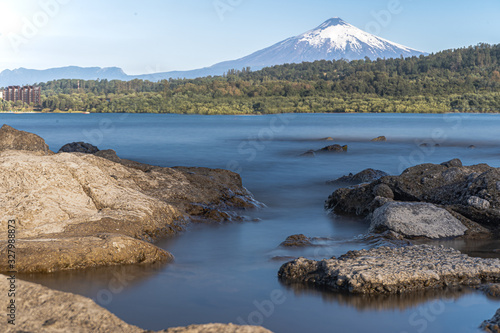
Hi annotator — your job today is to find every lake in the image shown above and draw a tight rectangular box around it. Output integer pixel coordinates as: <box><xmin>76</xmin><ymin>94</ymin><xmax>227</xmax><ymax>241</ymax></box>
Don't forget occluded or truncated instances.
<box><xmin>4</xmin><ymin>112</ymin><xmax>500</xmax><ymax>333</ymax></box>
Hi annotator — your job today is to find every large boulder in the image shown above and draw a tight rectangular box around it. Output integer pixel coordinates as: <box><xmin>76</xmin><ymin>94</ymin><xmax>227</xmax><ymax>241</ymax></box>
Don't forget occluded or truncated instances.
<box><xmin>0</xmin><ymin>124</ymin><xmax>52</xmax><ymax>155</ymax></box>
<box><xmin>279</xmin><ymin>245</ymin><xmax>500</xmax><ymax>295</ymax></box>
<box><xmin>369</xmin><ymin>202</ymin><xmax>467</xmax><ymax>239</ymax></box>
<box><xmin>326</xmin><ymin>159</ymin><xmax>500</xmax><ymax>233</ymax></box>
<box><xmin>317</xmin><ymin>144</ymin><xmax>348</xmax><ymax>153</ymax></box>
<box><xmin>0</xmin><ymin>275</ymin><xmax>272</xmax><ymax>333</ymax></box>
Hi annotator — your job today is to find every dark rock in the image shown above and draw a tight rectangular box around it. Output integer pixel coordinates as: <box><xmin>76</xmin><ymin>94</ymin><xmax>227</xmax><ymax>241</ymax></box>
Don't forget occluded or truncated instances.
<box><xmin>280</xmin><ymin>234</ymin><xmax>312</xmax><ymax>247</ymax></box>
<box><xmin>468</xmin><ymin>145</ymin><xmax>477</xmax><ymax>149</ymax></box>
<box><xmin>58</xmin><ymin>142</ymin><xmax>100</xmax><ymax>154</ymax></box>
<box><xmin>441</xmin><ymin>158</ymin><xmax>463</xmax><ymax>168</ymax></box>
<box><xmin>482</xmin><ymin>308</ymin><xmax>500</xmax><ymax>333</ymax></box>
<box><xmin>371</xmin><ymin>136</ymin><xmax>387</xmax><ymax>142</ymax></box>
<box><xmin>372</xmin><ymin>183</ymin><xmax>394</xmax><ymax>199</ymax></box>
<box><xmin>328</xmin><ymin>169</ymin><xmax>389</xmax><ymax>185</ymax></box>
<box><xmin>0</xmin><ymin>124</ymin><xmax>52</xmax><ymax>155</ymax></box>
<box><xmin>95</xmin><ymin>149</ymin><xmax>121</xmax><ymax>163</ymax></box>
<box><xmin>317</xmin><ymin>144</ymin><xmax>348</xmax><ymax>153</ymax></box>
<box><xmin>480</xmin><ymin>284</ymin><xmax>500</xmax><ymax>298</ymax></box>
<box><xmin>300</xmin><ymin>149</ymin><xmax>316</xmax><ymax>157</ymax></box>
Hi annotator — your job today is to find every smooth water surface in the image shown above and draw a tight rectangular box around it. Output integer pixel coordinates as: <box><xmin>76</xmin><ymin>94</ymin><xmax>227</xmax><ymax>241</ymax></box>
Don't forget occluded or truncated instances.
<box><xmin>5</xmin><ymin>113</ymin><xmax>500</xmax><ymax>333</ymax></box>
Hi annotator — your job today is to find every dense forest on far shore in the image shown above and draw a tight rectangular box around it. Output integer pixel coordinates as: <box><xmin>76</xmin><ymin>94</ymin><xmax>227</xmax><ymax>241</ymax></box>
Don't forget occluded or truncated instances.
<box><xmin>2</xmin><ymin>43</ymin><xmax>500</xmax><ymax>114</ymax></box>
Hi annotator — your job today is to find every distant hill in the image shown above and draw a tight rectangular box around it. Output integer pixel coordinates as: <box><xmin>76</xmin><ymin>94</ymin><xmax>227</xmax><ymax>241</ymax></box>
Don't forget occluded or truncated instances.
<box><xmin>0</xmin><ymin>17</ymin><xmax>427</xmax><ymax>87</ymax></box>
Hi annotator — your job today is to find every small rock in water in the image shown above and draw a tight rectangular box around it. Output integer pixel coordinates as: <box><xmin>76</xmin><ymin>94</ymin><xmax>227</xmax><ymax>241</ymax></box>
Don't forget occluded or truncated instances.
<box><xmin>371</xmin><ymin>136</ymin><xmax>387</xmax><ymax>142</ymax></box>
<box><xmin>280</xmin><ymin>234</ymin><xmax>313</xmax><ymax>247</ymax></box>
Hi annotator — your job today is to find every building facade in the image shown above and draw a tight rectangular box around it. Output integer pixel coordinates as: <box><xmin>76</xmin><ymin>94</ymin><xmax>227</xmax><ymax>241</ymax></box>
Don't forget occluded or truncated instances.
<box><xmin>1</xmin><ymin>86</ymin><xmax>41</xmax><ymax>105</ymax></box>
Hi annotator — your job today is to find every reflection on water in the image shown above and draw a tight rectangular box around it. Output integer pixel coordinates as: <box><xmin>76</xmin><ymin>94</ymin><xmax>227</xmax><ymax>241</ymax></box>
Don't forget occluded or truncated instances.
<box><xmin>2</xmin><ymin>113</ymin><xmax>500</xmax><ymax>332</ymax></box>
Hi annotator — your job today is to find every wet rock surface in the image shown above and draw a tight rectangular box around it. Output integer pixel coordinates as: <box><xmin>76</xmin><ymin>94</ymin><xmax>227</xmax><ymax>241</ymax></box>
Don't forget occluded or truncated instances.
<box><xmin>278</xmin><ymin>245</ymin><xmax>500</xmax><ymax>295</ymax></box>
<box><xmin>0</xmin><ymin>125</ymin><xmax>259</xmax><ymax>273</ymax></box>
<box><xmin>317</xmin><ymin>144</ymin><xmax>348</xmax><ymax>153</ymax></box>
<box><xmin>0</xmin><ymin>275</ymin><xmax>272</xmax><ymax>333</ymax></box>
<box><xmin>326</xmin><ymin>159</ymin><xmax>500</xmax><ymax>237</ymax></box>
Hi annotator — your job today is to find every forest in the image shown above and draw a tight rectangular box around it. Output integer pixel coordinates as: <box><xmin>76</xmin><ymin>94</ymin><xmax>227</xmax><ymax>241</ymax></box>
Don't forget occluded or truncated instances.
<box><xmin>2</xmin><ymin>43</ymin><xmax>500</xmax><ymax>114</ymax></box>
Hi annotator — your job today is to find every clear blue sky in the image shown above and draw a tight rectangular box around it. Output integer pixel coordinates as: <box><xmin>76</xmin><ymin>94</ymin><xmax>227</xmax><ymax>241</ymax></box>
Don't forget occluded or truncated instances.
<box><xmin>0</xmin><ymin>0</ymin><xmax>498</xmax><ymax>74</ymax></box>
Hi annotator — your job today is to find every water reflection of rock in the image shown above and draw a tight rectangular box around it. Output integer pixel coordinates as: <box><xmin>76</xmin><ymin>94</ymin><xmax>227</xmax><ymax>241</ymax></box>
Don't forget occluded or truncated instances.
<box><xmin>279</xmin><ymin>281</ymin><xmax>474</xmax><ymax>311</ymax></box>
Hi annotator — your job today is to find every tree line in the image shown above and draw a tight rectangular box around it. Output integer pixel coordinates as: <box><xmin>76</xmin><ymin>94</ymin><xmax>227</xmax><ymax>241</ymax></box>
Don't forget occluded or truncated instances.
<box><xmin>2</xmin><ymin>43</ymin><xmax>500</xmax><ymax>114</ymax></box>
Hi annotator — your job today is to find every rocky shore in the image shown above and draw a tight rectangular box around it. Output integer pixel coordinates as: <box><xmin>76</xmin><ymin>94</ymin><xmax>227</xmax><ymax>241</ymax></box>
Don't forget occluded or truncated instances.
<box><xmin>326</xmin><ymin>159</ymin><xmax>499</xmax><ymax>239</ymax></box>
<box><xmin>0</xmin><ymin>275</ymin><xmax>272</xmax><ymax>333</ymax></box>
<box><xmin>0</xmin><ymin>125</ymin><xmax>260</xmax><ymax>273</ymax></box>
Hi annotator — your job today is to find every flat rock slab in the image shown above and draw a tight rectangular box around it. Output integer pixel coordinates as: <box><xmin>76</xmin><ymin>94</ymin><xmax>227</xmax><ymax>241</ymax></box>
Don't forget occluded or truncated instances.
<box><xmin>0</xmin><ymin>275</ymin><xmax>272</xmax><ymax>333</ymax></box>
<box><xmin>370</xmin><ymin>202</ymin><xmax>468</xmax><ymax>239</ymax></box>
<box><xmin>279</xmin><ymin>245</ymin><xmax>500</xmax><ymax>295</ymax></box>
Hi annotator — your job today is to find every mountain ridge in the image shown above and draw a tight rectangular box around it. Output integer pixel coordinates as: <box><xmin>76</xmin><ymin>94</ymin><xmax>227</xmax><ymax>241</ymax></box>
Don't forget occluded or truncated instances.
<box><xmin>0</xmin><ymin>17</ymin><xmax>427</xmax><ymax>86</ymax></box>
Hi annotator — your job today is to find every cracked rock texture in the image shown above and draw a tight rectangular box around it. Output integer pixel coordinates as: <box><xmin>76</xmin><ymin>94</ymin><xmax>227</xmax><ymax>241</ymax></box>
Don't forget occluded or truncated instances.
<box><xmin>0</xmin><ymin>126</ymin><xmax>259</xmax><ymax>272</ymax></box>
<box><xmin>279</xmin><ymin>245</ymin><xmax>500</xmax><ymax>295</ymax></box>
<box><xmin>0</xmin><ymin>275</ymin><xmax>272</xmax><ymax>333</ymax></box>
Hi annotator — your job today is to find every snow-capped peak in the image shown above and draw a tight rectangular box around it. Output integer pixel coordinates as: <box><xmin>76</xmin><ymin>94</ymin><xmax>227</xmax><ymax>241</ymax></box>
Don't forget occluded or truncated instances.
<box><xmin>297</xmin><ymin>17</ymin><xmax>419</xmax><ymax>55</ymax></box>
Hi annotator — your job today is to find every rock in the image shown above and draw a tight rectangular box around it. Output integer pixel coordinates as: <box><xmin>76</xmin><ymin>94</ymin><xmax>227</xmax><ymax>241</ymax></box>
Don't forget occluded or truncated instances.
<box><xmin>369</xmin><ymin>202</ymin><xmax>467</xmax><ymax>239</ymax></box>
<box><xmin>468</xmin><ymin>145</ymin><xmax>477</xmax><ymax>149</ymax></box>
<box><xmin>326</xmin><ymin>159</ymin><xmax>500</xmax><ymax>233</ymax></box>
<box><xmin>372</xmin><ymin>184</ymin><xmax>394</xmax><ymax>199</ymax></box>
<box><xmin>441</xmin><ymin>158</ymin><xmax>463</xmax><ymax>168</ymax></box>
<box><xmin>468</xmin><ymin>196</ymin><xmax>491</xmax><ymax>210</ymax></box>
<box><xmin>481</xmin><ymin>308</ymin><xmax>500</xmax><ymax>333</ymax></box>
<box><xmin>371</xmin><ymin>136</ymin><xmax>387</xmax><ymax>142</ymax></box>
<box><xmin>0</xmin><ymin>124</ymin><xmax>52</xmax><ymax>155</ymax></box>
<box><xmin>317</xmin><ymin>144</ymin><xmax>348</xmax><ymax>153</ymax></box>
<box><xmin>0</xmin><ymin>275</ymin><xmax>272</xmax><ymax>333</ymax></box>
<box><xmin>95</xmin><ymin>149</ymin><xmax>121</xmax><ymax>163</ymax></box>
<box><xmin>300</xmin><ymin>149</ymin><xmax>316</xmax><ymax>157</ymax></box>
<box><xmin>58</xmin><ymin>141</ymin><xmax>100</xmax><ymax>154</ymax></box>
<box><xmin>328</xmin><ymin>169</ymin><xmax>389</xmax><ymax>185</ymax></box>
<box><xmin>278</xmin><ymin>245</ymin><xmax>500</xmax><ymax>295</ymax></box>
<box><xmin>321</xmin><ymin>137</ymin><xmax>334</xmax><ymax>141</ymax></box>
<box><xmin>0</xmin><ymin>131</ymin><xmax>259</xmax><ymax>273</ymax></box>
<box><xmin>480</xmin><ymin>284</ymin><xmax>500</xmax><ymax>298</ymax></box>
<box><xmin>280</xmin><ymin>234</ymin><xmax>312</xmax><ymax>247</ymax></box>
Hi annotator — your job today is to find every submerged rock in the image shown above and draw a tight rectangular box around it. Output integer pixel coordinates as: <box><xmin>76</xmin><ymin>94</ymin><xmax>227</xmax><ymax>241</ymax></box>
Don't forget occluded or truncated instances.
<box><xmin>369</xmin><ymin>202</ymin><xmax>467</xmax><ymax>239</ymax></box>
<box><xmin>280</xmin><ymin>234</ymin><xmax>313</xmax><ymax>247</ymax></box>
<box><xmin>0</xmin><ymin>126</ymin><xmax>259</xmax><ymax>273</ymax></box>
<box><xmin>278</xmin><ymin>245</ymin><xmax>500</xmax><ymax>295</ymax></box>
<box><xmin>58</xmin><ymin>141</ymin><xmax>100</xmax><ymax>154</ymax></box>
<box><xmin>328</xmin><ymin>169</ymin><xmax>389</xmax><ymax>185</ymax></box>
<box><xmin>0</xmin><ymin>275</ymin><xmax>272</xmax><ymax>333</ymax></box>
<box><xmin>300</xmin><ymin>149</ymin><xmax>316</xmax><ymax>157</ymax></box>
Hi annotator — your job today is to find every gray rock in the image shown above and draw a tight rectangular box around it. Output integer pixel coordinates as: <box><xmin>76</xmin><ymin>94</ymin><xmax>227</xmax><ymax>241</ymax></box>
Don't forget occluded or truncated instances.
<box><xmin>468</xmin><ymin>196</ymin><xmax>491</xmax><ymax>210</ymax></box>
<box><xmin>58</xmin><ymin>141</ymin><xmax>100</xmax><ymax>154</ymax></box>
<box><xmin>279</xmin><ymin>245</ymin><xmax>500</xmax><ymax>295</ymax></box>
<box><xmin>328</xmin><ymin>169</ymin><xmax>389</xmax><ymax>185</ymax></box>
<box><xmin>300</xmin><ymin>149</ymin><xmax>316</xmax><ymax>157</ymax></box>
<box><xmin>370</xmin><ymin>202</ymin><xmax>467</xmax><ymax>239</ymax></box>
<box><xmin>0</xmin><ymin>124</ymin><xmax>52</xmax><ymax>155</ymax></box>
